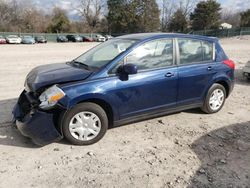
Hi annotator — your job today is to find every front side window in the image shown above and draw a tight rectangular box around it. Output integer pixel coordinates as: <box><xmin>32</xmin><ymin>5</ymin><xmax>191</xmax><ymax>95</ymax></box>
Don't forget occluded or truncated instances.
<box><xmin>74</xmin><ymin>39</ymin><xmax>137</xmax><ymax>69</ymax></box>
<box><xmin>125</xmin><ymin>39</ymin><xmax>173</xmax><ymax>71</ymax></box>
<box><xmin>178</xmin><ymin>39</ymin><xmax>214</xmax><ymax>65</ymax></box>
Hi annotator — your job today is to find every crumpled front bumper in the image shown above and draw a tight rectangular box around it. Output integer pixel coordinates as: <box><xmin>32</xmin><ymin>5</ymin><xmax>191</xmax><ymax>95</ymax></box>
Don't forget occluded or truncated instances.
<box><xmin>12</xmin><ymin>91</ymin><xmax>62</xmax><ymax>146</ymax></box>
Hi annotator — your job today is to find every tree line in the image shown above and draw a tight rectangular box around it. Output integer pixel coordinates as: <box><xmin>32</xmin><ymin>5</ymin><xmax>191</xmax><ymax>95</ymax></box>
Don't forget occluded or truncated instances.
<box><xmin>0</xmin><ymin>0</ymin><xmax>250</xmax><ymax>34</ymax></box>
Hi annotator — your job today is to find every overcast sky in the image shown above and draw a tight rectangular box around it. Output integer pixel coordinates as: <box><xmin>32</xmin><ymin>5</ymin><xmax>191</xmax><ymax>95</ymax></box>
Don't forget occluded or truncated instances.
<box><xmin>29</xmin><ymin>0</ymin><xmax>250</xmax><ymax>20</ymax></box>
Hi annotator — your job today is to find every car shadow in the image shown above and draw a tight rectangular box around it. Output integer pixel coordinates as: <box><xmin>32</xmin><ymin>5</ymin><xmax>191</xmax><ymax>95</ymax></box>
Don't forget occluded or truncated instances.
<box><xmin>0</xmin><ymin>98</ymin><xmax>38</xmax><ymax>148</ymax></box>
<box><xmin>0</xmin><ymin>98</ymin><xmax>17</xmax><ymax>124</ymax></box>
<box><xmin>188</xmin><ymin>121</ymin><xmax>250</xmax><ymax>187</ymax></box>
<box><xmin>184</xmin><ymin>108</ymin><xmax>205</xmax><ymax>114</ymax></box>
<box><xmin>0</xmin><ymin>122</ymin><xmax>38</xmax><ymax>148</ymax></box>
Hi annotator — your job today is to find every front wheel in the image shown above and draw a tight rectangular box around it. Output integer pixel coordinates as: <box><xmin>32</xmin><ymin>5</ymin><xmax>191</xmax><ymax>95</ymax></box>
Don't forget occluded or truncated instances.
<box><xmin>61</xmin><ymin>102</ymin><xmax>108</xmax><ymax>145</ymax></box>
<box><xmin>201</xmin><ymin>83</ymin><xmax>226</xmax><ymax>114</ymax></box>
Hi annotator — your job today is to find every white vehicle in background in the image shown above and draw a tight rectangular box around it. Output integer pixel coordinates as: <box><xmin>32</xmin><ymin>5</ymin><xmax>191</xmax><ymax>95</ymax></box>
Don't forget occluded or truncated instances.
<box><xmin>243</xmin><ymin>61</ymin><xmax>250</xmax><ymax>80</ymax></box>
<box><xmin>104</xmin><ymin>35</ymin><xmax>114</xmax><ymax>41</ymax></box>
<box><xmin>6</xmin><ymin>35</ymin><xmax>22</xmax><ymax>44</ymax></box>
<box><xmin>93</xmin><ymin>34</ymin><xmax>106</xmax><ymax>42</ymax></box>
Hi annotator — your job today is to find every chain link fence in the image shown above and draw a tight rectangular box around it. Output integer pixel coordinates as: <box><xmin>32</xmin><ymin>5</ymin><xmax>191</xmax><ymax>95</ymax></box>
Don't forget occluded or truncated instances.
<box><xmin>191</xmin><ymin>27</ymin><xmax>250</xmax><ymax>38</ymax></box>
<box><xmin>1</xmin><ymin>27</ymin><xmax>250</xmax><ymax>42</ymax></box>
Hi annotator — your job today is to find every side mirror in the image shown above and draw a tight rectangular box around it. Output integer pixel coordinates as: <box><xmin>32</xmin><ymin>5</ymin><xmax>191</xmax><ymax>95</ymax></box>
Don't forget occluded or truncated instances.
<box><xmin>117</xmin><ymin>63</ymin><xmax>138</xmax><ymax>75</ymax></box>
<box><xmin>117</xmin><ymin>64</ymin><xmax>138</xmax><ymax>81</ymax></box>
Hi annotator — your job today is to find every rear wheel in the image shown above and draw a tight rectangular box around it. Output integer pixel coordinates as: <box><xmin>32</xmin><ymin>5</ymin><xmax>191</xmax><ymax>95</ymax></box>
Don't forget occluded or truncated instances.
<box><xmin>201</xmin><ymin>83</ymin><xmax>226</xmax><ymax>114</ymax></box>
<box><xmin>62</xmin><ymin>102</ymin><xmax>108</xmax><ymax>145</ymax></box>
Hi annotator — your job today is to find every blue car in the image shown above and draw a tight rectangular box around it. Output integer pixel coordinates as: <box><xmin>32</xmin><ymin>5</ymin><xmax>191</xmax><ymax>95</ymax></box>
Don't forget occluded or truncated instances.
<box><xmin>21</xmin><ymin>36</ymin><xmax>35</xmax><ymax>44</ymax></box>
<box><xmin>13</xmin><ymin>33</ymin><xmax>235</xmax><ymax>146</ymax></box>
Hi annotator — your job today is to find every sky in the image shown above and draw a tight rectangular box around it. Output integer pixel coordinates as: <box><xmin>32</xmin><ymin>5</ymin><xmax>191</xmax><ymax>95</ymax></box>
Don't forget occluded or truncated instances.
<box><xmin>219</xmin><ymin>0</ymin><xmax>250</xmax><ymax>11</ymax></box>
<box><xmin>29</xmin><ymin>0</ymin><xmax>250</xmax><ymax>20</ymax></box>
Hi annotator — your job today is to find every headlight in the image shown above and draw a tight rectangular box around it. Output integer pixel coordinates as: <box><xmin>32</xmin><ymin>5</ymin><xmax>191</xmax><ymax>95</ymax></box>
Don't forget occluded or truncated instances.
<box><xmin>39</xmin><ymin>85</ymin><xmax>65</xmax><ymax>109</ymax></box>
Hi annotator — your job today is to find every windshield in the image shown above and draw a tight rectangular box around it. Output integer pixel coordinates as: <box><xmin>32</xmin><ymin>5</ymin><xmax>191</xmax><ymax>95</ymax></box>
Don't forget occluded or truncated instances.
<box><xmin>8</xmin><ymin>35</ymin><xmax>18</xmax><ymax>38</ymax></box>
<box><xmin>73</xmin><ymin>39</ymin><xmax>137</xmax><ymax>69</ymax></box>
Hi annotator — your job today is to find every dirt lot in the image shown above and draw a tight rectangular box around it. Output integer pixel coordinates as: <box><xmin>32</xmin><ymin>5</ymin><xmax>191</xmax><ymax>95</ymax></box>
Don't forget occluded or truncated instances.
<box><xmin>0</xmin><ymin>38</ymin><xmax>249</xmax><ymax>188</ymax></box>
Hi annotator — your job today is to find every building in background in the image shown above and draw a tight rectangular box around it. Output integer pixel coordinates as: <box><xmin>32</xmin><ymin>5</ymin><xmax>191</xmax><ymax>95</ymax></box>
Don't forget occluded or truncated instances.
<box><xmin>220</xmin><ymin>22</ymin><xmax>233</xmax><ymax>29</ymax></box>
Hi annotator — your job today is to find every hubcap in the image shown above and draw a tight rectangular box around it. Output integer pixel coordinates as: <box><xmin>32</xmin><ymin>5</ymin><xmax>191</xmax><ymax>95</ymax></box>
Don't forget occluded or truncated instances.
<box><xmin>209</xmin><ymin>89</ymin><xmax>224</xmax><ymax>111</ymax></box>
<box><xmin>69</xmin><ymin>111</ymin><xmax>101</xmax><ymax>141</ymax></box>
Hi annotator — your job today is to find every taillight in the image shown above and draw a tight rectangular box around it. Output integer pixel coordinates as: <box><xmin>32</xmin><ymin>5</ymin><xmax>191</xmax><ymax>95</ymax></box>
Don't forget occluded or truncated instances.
<box><xmin>223</xmin><ymin>59</ymin><xmax>235</xmax><ymax>70</ymax></box>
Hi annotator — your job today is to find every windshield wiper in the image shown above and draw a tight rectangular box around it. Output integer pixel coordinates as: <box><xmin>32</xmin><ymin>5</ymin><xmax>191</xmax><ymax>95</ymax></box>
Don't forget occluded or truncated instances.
<box><xmin>71</xmin><ymin>60</ymin><xmax>90</xmax><ymax>69</ymax></box>
<box><xmin>70</xmin><ymin>60</ymin><xmax>100</xmax><ymax>71</ymax></box>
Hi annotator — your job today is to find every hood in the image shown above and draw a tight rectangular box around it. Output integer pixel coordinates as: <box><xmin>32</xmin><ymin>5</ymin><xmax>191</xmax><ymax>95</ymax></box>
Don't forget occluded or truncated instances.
<box><xmin>26</xmin><ymin>63</ymin><xmax>93</xmax><ymax>91</ymax></box>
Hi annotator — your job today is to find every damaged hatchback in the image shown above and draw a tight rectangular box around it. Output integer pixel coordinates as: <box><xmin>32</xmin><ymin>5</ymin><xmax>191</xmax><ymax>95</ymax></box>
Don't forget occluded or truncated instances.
<box><xmin>13</xmin><ymin>33</ymin><xmax>235</xmax><ymax>146</ymax></box>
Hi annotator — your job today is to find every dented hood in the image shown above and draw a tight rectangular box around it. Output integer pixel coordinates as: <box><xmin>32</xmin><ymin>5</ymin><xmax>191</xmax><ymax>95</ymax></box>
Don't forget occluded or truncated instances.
<box><xmin>25</xmin><ymin>63</ymin><xmax>92</xmax><ymax>91</ymax></box>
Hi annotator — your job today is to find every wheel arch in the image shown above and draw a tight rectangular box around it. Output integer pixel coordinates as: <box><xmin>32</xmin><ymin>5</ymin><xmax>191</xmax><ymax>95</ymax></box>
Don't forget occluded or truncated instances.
<box><xmin>202</xmin><ymin>76</ymin><xmax>231</xmax><ymax>102</ymax></box>
<box><xmin>57</xmin><ymin>97</ymin><xmax>116</xmax><ymax>138</ymax></box>
<box><xmin>215</xmin><ymin>80</ymin><xmax>230</xmax><ymax>97</ymax></box>
<box><xmin>76</xmin><ymin>98</ymin><xmax>114</xmax><ymax>128</ymax></box>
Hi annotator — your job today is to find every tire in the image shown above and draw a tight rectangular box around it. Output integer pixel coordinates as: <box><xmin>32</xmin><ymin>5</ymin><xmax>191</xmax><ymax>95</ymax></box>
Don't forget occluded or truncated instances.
<box><xmin>201</xmin><ymin>83</ymin><xmax>226</xmax><ymax>114</ymax></box>
<box><xmin>61</xmin><ymin>102</ymin><xmax>108</xmax><ymax>145</ymax></box>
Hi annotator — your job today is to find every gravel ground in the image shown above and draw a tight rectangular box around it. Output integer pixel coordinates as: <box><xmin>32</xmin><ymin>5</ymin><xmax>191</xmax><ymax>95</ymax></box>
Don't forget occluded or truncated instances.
<box><xmin>0</xmin><ymin>37</ymin><xmax>249</xmax><ymax>188</ymax></box>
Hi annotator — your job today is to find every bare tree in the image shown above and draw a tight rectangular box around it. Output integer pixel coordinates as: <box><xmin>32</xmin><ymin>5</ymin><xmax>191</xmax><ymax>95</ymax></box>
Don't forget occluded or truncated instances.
<box><xmin>221</xmin><ymin>8</ymin><xmax>241</xmax><ymax>27</ymax></box>
<box><xmin>161</xmin><ymin>0</ymin><xmax>176</xmax><ymax>31</ymax></box>
<box><xmin>0</xmin><ymin>0</ymin><xmax>52</xmax><ymax>33</ymax></box>
<box><xmin>75</xmin><ymin>0</ymin><xmax>104</xmax><ymax>33</ymax></box>
<box><xmin>161</xmin><ymin>0</ymin><xmax>198</xmax><ymax>31</ymax></box>
<box><xmin>179</xmin><ymin>0</ymin><xmax>198</xmax><ymax>17</ymax></box>
<box><xmin>0</xmin><ymin>0</ymin><xmax>12</xmax><ymax>31</ymax></box>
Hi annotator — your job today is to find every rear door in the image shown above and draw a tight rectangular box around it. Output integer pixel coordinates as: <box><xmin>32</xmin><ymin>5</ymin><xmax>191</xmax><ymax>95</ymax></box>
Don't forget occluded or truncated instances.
<box><xmin>176</xmin><ymin>38</ymin><xmax>216</xmax><ymax>106</ymax></box>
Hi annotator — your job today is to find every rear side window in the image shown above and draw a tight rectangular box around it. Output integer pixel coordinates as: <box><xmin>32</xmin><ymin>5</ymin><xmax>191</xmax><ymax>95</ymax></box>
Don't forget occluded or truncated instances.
<box><xmin>178</xmin><ymin>39</ymin><xmax>213</xmax><ymax>65</ymax></box>
<box><xmin>125</xmin><ymin>39</ymin><xmax>173</xmax><ymax>71</ymax></box>
<box><xmin>202</xmin><ymin>41</ymin><xmax>213</xmax><ymax>61</ymax></box>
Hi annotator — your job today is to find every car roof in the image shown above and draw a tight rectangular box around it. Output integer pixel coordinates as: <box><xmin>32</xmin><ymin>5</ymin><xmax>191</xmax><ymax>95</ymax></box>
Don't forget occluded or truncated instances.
<box><xmin>117</xmin><ymin>33</ymin><xmax>218</xmax><ymax>42</ymax></box>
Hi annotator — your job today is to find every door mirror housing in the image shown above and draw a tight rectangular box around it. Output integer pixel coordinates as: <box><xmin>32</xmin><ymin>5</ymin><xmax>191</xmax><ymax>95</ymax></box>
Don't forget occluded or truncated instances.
<box><xmin>117</xmin><ymin>63</ymin><xmax>138</xmax><ymax>75</ymax></box>
<box><xmin>116</xmin><ymin>63</ymin><xmax>138</xmax><ymax>81</ymax></box>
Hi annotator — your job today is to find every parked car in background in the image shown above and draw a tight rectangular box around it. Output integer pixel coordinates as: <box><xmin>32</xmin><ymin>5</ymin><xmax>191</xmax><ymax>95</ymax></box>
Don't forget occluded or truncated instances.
<box><xmin>66</xmin><ymin>35</ymin><xmax>82</xmax><ymax>42</ymax></box>
<box><xmin>13</xmin><ymin>33</ymin><xmax>235</xmax><ymax>146</ymax></box>
<box><xmin>0</xmin><ymin>36</ymin><xmax>6</xmax><ymax>44</ymax></box>
<box><xmin>104</xmin><ymin>35</ymin><xmax>113</xmax><ymax>41</ymax></box>
<box><xmin>57</xmin><ymin>35</ymin><xmax>68</xmax><ymax>43</ymax></box>
<box><xmin>93</xmin><ymin>34</ymin><xmax>106</xmax><ymax>42</ymax></box>
<box><xmin>82</xmin><ymin>36</ymin><xmax>94</xmax><ymax>42</ymax></box>
<box><xmin>243</xmin><ymin>61</ymin><xmax>250</xmax><ymax>80</ymax></box>
<box><xmin>6</xmin><ymin>35</ymin><xmax>22</xmax><ymax>44</ymax></box>
<box><xmin>21</xmin><ymin>36</ymin><xmax>35</xmax><ymax>44</ymax></box>
<box><xmin>35</xmin><ymin>36</ymin><xmax>47</xmax><ymax>43</ymax></box>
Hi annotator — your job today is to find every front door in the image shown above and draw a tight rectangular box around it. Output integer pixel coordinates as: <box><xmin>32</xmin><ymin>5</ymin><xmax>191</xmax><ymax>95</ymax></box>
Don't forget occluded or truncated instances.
<box><xmin>113</xmin><ymin>38</ymin><xmax>178</xmax><ymax>119</ymax></box>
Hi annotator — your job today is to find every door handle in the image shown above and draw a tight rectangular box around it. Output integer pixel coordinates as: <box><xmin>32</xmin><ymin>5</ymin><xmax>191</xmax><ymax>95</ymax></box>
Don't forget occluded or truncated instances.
<box><xmin>165</xmin><ymin>72</ymin><xmax>175</xmax><ymax>77</ymax></box>
<box><xmin>207</xmin><ymin>66</ymin><xmax>213</xmax><ymax>71</ymax></box>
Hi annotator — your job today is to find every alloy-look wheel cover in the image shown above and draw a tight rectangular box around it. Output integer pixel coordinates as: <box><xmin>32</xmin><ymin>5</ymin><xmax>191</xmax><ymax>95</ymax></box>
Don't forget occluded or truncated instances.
<box><xmin>209</xmin><ymin>89</ymin><xmax>225</xmax><ymax>111</ymax></box>
<box><xmin>69</xmin><ymin>111</ymin><xmax>101</xmax><ymax>141</ymax></box>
